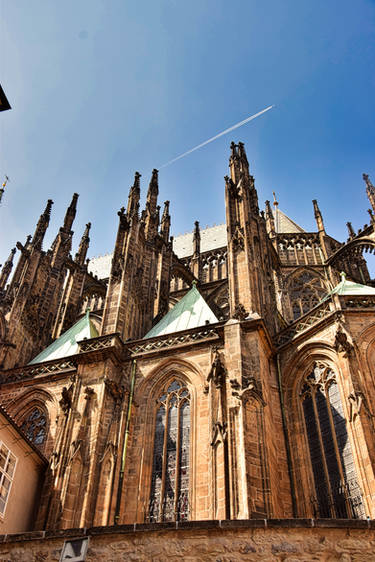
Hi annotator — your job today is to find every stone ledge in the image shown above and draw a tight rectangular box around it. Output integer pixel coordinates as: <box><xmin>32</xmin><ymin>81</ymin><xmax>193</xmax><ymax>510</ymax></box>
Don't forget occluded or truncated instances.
<box><xmin>1</xmin><ymin>518</ymin><xmax>373</xmax><ymax>543</ymax></box>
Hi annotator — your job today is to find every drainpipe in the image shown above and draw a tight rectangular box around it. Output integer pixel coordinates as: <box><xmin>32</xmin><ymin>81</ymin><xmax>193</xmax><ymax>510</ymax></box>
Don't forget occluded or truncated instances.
<box><xmin>114</xmin><ymin>359</ymin><xmax>137</xmax><ymax>524</ymax></box>
<box><xmin>276</xmin><ymin>353</ymin><xmax>297</xmax><ymax>517</ymax></box>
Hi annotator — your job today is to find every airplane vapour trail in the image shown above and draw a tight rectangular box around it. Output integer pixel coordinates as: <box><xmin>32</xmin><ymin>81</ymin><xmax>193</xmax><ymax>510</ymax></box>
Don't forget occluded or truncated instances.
<box><xmin>159</xmin><ymin>105</ymin><xmax>275</xmax><ymax>169</ymax></box>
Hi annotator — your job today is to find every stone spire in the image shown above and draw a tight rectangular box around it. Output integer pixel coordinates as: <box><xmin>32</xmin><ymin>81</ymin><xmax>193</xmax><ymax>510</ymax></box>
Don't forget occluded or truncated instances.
<box><xmin>160</xmin><ymin>200</ymin><xmax>170</xmax><ymax>242</ymax></box>
<box><xmin>193</xmin><ymin>221</ymin><xmax>201</xmax><ymax>257</ymax></box>
<box><xmin>228</xmin><ymin>141</ymin><xmax>258</xmax><ymax>215</ymax></box>
<box><xmin>265</xmin><ymin>200</ymin><xmax>276</xmax><ymax>238</ymax></box>
<box><xmin>31</xmin><ymin>199</ymin><xmax>53</xmax><ymax>249</ymax></box>
<box><xmin>145</xmin><ymin>169</ymin><xmax>160</xmax><ymax>239</ymax></box>
<box><xmin>346</xmin><ymin>221</ymin><xmax>356</xmax><ymax>238</ymax></box>
<box><xmin>312</xmin><ymin>199</ymin><xmax>325</xmax><ymax>233</ymax></box>
<box><xmin>146</xmin><ymin>169</ymin><xmax>159</xmax><ymax>208</ymax></box>
<box><xmin>75</xmin><ymin>222</ymin><xmax>91</xmax><ymax>266</ymax></box>
<box><xmin>0</xmin><ymin>248</ymin><xmax>16</xmax><ymax>291</ymax></box>
<box><xmin>127</xmin><ymin>172</ymin><xmax>141</xmax><ymax>217</ymax></box>
<box><xmin>363</xmin><ymin>173</ymin><xmax>375</xmax><ymax>214</ymax></box>
<box><xmin>50</xmin><ymin>194</ymin><xmax>79</xmax><ymax>267</ymax></box>
<box><xmin>63</xmin><ymin>193</ymin><xmax>79</xmax><ymax>232</ymax></box>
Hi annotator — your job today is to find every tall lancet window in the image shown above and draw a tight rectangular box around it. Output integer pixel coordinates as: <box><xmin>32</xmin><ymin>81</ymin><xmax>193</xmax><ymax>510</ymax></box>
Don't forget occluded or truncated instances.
<box><xmin>301</xmin><ymin>364</ymin><xmax>365</xmax><ymax>519</ymax></box>
<box><xmin>148</xmin><ymin>379</ymin><xmax>190</xmax><ymax>522</ymax></box>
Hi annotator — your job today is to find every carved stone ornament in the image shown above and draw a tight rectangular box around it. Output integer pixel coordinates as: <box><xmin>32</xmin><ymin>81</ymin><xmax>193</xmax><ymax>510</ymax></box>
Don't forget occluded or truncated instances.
<box><xmin>334</xmin><ymin>327</ymin><xmax>354</xmax><ymax>357</ymax></box>
<box><xmin>207</xmin><ymin>349</ymin><xmax>226</xmax><ymax>388</ymax></box>
<box><xmin>231</xmin><ymin>376</ymin><xmax>265</xmax><ymax>405</ymax></box>
<box><xmin>104</xmin><ymin>378</ymin><xmax>124</xmax><ymax>402</ymax></box>
<box><xmin>84</xmin><ymin>386</ymin><xmax>95</xmax><ymax>401</ymax></box>
<box><xmin>348</xmin><ymin>391</ymin><xmax>373</xmax><ymax>421</ymax></box>
<box><xmin>59</xmin><ymin>384</ymin><xmax>73</xmax><ymax>415</ymax></box>
<box><xmin>231</xmin><ymin>226</ymin><xmax>245</xmax><ymax>252</ymax></box>
<box><xmin>232</xmin><ymin>303</ymin><xmax>247</xmax><ymax>321</ymax></box>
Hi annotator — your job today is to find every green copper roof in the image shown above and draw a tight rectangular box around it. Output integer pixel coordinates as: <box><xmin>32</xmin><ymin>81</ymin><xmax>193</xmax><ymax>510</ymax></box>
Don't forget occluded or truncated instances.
<box><xmin>321</xmin><ymin>272</ymin><xmax>375</xmax><ymax>302</ymax></box>
<box><xmin>144</xmin><ymin>283</ymin><xmax>218</xmax><ymax>339</ymax></box>
<box><xmin>29</xmin><ymin>311</ymin><xmax>99</xmax><ymax>364</ymax></box>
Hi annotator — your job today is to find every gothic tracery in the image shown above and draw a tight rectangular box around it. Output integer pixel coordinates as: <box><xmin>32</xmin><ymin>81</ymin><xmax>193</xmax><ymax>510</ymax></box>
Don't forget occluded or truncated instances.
<box><xmin>300</xmin><ymin>363</ymin><xmax>365</xmax><ymax>519</ymax></box>
<box><xmin>148</xmin><ymin>379</ymin><xmax>190</xmax><ymax>522</ymax></box>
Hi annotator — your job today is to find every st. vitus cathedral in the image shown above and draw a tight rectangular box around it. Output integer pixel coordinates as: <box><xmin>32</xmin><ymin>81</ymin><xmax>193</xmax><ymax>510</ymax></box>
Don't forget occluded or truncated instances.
<box><xmin>1</xmin><ymin>141</ymin><xmax>375</xmax><ymax>529</ymax></box>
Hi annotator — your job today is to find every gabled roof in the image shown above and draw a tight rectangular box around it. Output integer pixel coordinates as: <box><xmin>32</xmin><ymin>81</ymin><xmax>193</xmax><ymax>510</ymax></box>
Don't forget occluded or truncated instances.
<box><xmin>172</xmin><ymin>224</ymin><xmax>227</xmax><ymax>258</ymax></box>
<box><xmin>144</xmin><ymin>283</ymin><xmax>218</xmax><ymax>339</ymax></box>
<box><xmin>29</xmin><ymin>311</ymin><xmax>99</xmax><ymax>364</ymax></box>
<box><xmin>274</xmin><ymin>207</ymin><xmax>305</xmax><ymax>234</ymax></box>
<box><xmin>321</xmin><ymin>273</ymin><xmax>375</xmax><ymax>302</ymax></box>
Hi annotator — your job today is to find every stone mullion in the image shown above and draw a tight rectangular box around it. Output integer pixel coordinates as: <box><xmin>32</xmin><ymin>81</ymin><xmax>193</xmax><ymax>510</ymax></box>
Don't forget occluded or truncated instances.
<box><xmin>257</xmin><ymin>407</ymin><xmax>271</xmax><ymax>516</ymax></box>
<box><xmin>160</xmin><ymin>397</ymin><xmax>170</xmax><ymax>522</ymax></box>
<box><xmin>174</xmin><ymin>398</ymin><xmax>182</xmax><ymax>520</ymax></box>
<box><xmin>311</xmin><ymin>386</ymin><xmax>336</xmax><ymax>517</ymax></box>
<box><xmin>324</xmin><ymin>380</ymin><xmax>351</xmax><ymax>517</ymax></box>
<box><xmin>293</xmin><ymin>242</ymin><xmax>299</xmax><ymax>265</ymax></box>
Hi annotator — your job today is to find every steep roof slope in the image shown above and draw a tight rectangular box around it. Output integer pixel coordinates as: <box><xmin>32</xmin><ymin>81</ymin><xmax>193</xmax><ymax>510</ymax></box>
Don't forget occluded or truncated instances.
<box><xmin>144</xmin><ymin>283</ymin><xmax>218</xmax><ymax>338</ymax></box>
<box><xmin>29</xmin><ymin>311</ymin><xmax>99</xmax><ymax>364</ymax></box>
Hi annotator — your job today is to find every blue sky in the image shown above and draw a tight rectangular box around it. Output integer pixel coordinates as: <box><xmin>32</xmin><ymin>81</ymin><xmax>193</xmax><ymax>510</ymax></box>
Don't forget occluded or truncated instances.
<box><xmin>1</xmin><ymin>1</ymin><xmax>375</xmax><ymax>271</ymax></box>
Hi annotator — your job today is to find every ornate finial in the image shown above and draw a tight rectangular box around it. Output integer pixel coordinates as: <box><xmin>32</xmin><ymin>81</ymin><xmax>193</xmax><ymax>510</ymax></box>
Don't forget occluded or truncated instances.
<box><xmin>161</xmin><ymin>200</ymin><xmax>170</xmax><ymax>219</ymax></box>
<box><xmin>346</xmin><ymin>221</ymin><xmax>356</xmax><ymax>238</ymax></box>
<box><xmin>363</xmin><ymin>173</ymin><xmax>373</xmax><ymax>189</ymax></box>
<box><xmin>230</xmin><ymin>141</ymin><xmax>238</xmax><ymax>158</ymax></box>
<box><xmin>272</xmin><ymin>191</ymin><xmax>278</xmax><ymax>207</ymax></box>
<box><xmin>192</xmin><ymin>280</ymin><xmax>197</xmax><ymax>287</ymax></box>
<box><xmin>45</xmin><ymin>199</ymin><xmax>53</xmax><ymax>216</ymax></box>
<box><xmin>237</xmin><ymin>141</ymin><xmax>248</xmax><ymax>163</ymax></box>
<box><xmin>340</xmin><ymin>271</ymin><xmax>347</xmax><ymax>283</ymax></box>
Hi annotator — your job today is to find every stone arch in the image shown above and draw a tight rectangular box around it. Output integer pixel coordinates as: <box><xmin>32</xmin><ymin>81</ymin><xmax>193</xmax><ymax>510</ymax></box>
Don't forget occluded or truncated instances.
<box><xmin>241</xmin><ymin>390</ymin><xmax>270</xmax><ymax>517</ymax></box>
<box><xmin>9</xmin><ymin>387</ymin><xmax>56</xmax><ymax>454</ymax></box>
<box><xmin>206</xmin><ymin>282</ymin><xmax>229</xmax><ymax>321</ymax></box>
<box><xmin>283</xmin><ymin>267</ymin><xmax>328</xmax><ymax>322</ymax></box>
<box><xmin>283</xmin><ymin>349</ymin><xmax>366</xmax><ymax>518</ymax></box>
<box><xmin>131</xmin><ymin>357</ymin><xmax>203</xmax><ymax>524</ymax></box>
<box><xmin>170</xmin><ymin>260</ymin><xmax>196</xmax><ymax>292</ymax></box>
<box><xmin>94</xmin><ymin>446</ymin><xmax>115</xmax><ymax>527</ymax></box>
<box><xmin>328</xmin><ymin>237</ymin><xmax>373</xmax><ymax>284</ymax></box>
<box><xmin>61</xmin><ymin>451</ymin><xmax>84</xmax><ymax>529</ymax></box>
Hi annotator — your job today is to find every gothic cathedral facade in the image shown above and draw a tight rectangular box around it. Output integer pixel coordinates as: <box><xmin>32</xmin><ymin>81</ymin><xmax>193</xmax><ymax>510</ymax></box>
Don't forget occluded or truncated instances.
<box><xmin>1</xmin><ymin>142</ymin><xmax>375</xmax><ymax>529</ymax></box>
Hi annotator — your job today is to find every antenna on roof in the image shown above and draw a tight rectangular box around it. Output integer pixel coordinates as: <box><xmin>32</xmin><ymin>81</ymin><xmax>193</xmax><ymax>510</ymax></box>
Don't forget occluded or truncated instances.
<box><xmin>0</xmin><ymin>175</ymin><xmax>10</xmax><ymax>206</ymax></box>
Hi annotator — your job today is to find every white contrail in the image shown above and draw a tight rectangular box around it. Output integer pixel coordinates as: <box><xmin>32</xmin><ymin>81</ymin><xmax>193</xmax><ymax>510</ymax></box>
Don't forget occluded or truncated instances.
<box><xmin>159</xmin><ymin>105</ymin><xmax>275</xmax><ymax>169</ymax></box>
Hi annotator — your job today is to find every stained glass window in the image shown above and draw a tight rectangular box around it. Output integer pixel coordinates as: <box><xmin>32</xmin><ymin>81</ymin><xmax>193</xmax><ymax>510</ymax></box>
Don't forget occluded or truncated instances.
<box><xmin>301</xmin><ymin>364</ymin><xmax>365</xmax><ymax>518</ymax></box>
<box><xmin>20</xmin><ymin>407</ymin><xmax>47</xmax><ymax>447</ymax></box>
<box><xmin>288</xmin><ymin>271</ymin><xmax>326</xmax><ymax>320</ymax></box>
<box><xmin>148</xmin><ymin>379</ymin><xmax>190</xmax><ymax>522</ymax></box>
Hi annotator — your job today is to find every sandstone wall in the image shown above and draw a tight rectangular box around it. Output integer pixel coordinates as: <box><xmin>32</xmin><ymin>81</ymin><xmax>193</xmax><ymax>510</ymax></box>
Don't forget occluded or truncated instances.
<box><xmin>0</xmin><ymin>519</ymin><xmax>374</xmax><ymax>562</ymax></box>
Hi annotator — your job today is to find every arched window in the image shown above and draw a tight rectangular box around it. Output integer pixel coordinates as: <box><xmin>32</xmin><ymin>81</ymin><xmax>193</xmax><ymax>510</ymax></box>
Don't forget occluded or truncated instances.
<box><xmin>148</xmin><ymin>379</ymin><xmax>190</xmax><ymax>522</ymax></box>
<box><xmin>301</xmin><ymin>364</ymin><xmax>365</xmax><ymax>518</ymax></box>
<box><xmin>20</xmin><ymin>407</ymin><xmax>47</xmax><ymax>448</ymax></box>
<box><xmin>288</xmin><ymin>271</ymin><xmax>326</xmax><ymax>320</ymax></box>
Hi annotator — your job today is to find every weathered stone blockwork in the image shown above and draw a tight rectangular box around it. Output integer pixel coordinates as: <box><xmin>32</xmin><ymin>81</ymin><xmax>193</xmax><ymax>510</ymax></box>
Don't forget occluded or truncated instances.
<box><xmin>1</xmin><ymin>520</ymin><xmax>375</xmax><ymax>561</ymax></box>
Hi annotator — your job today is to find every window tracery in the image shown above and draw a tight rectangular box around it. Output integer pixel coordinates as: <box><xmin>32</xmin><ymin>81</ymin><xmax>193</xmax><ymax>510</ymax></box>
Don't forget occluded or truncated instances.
<box><xmin>288</xmin><ymin>271</ymin><xmax>326</xmax><ymax>321</ymax></box>
<box><xmin>300</xmin><ymin>364</ymin><xmax>365</xmax><ymax>518</ymax></box>
<box><xmin>148</xmin><ymin>379</ymin><xmax>190</xmax><ymax>522</ymax></box>
<box><xmin>20</xmin><ymin>407</ymin><xmax>47</xmax><ymax>447</ymax></box>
